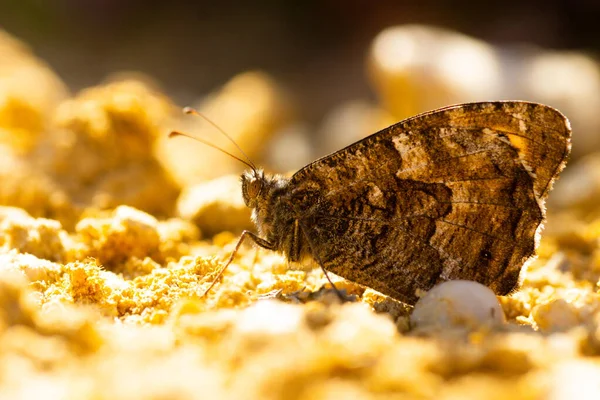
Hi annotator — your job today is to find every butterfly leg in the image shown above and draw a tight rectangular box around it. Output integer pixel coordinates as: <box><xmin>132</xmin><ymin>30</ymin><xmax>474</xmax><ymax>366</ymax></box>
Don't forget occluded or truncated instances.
<box><xmin>201</xmin><ymin>230</ymin><xmax>277</xmax><ymax>297</ymax></box>
<box><xmin>298</xmin><ymin>220</ymin><xmax>349</xmax><ymax>302</ymax></box>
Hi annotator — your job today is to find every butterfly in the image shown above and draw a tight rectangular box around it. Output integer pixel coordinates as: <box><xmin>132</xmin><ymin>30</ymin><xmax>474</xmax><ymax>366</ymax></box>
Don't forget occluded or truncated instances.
<box><xmin>172</xmin><ymin>101</ymin><xmax>571</xmax><ymax>305</ymax></box>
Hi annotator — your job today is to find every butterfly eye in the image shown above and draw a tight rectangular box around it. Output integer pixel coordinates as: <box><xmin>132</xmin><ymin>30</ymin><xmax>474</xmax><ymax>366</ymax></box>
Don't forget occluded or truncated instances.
<box><xmin>247</xmin><ymin>179</ymin><xmax>262</xmax><ymax>199</ymax></box>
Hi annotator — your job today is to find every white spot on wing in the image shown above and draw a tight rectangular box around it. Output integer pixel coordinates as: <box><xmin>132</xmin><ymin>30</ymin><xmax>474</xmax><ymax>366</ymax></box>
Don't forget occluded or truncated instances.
<box><xmin>392</xmin><ymin>134</ymin><xmax>413</xmax><ymax>155</ymax></box>
<box><xmin>368</xmin><ymin>184</ymin><xmax>385</xmax><ymax>207</ymax></box>
<box><xmin>519</xmin><ymin>119</ymin><xmax>527</xmax><ymax>132</ymax></box>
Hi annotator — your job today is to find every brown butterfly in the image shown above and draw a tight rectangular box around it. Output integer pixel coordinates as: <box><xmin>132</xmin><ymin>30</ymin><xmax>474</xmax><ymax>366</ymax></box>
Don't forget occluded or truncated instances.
<box><xmin>172</xmin><ymin>101</ymin><xmax>571</xmax><ymax>305</ymax></box>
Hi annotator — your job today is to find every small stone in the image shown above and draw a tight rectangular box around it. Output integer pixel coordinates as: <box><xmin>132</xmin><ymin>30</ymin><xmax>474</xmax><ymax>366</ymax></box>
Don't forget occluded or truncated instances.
<box><xmin>176</xmin><ymin>174</ymin><xmax>252</xmax><ymax>236</ymax></box>
<box><xmin>522</xmin><ymin>51</ymin><xmax>600</xmax><ymax>158</ymax></box>
<box><xmin>368</xmin><ymin>25</ymin><xmax>501</xmax><ymax>119</ymax></box>
<box><xmin>532</xmin><ymin>299</ymin><xmax>580</xmax><ymax>332</ymax></box>
<box><xmin>75</xmin><ymin>205</ymin><xmax>161</xmax><ymax>265</ymax></box>
<box><xmin>410</xmin><ymin>280</ymin><xmax>506</xmax><ymax>330</ymax></box>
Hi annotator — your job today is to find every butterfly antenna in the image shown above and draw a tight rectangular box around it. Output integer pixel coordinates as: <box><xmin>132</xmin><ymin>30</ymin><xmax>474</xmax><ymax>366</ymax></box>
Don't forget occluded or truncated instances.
<box><xmin>169</xmin><ymin>130</ymin><xmax>255</xmax><ymax>170</ymax></box>
<box><xmin>182</xmin><ymin>107</ymin><xmax>257</xmax><ymax>171</ymax></box>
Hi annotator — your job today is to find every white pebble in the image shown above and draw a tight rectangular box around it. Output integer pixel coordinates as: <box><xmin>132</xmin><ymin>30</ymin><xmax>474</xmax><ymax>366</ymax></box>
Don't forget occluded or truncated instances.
<box><xmin>410</xmin><ymin>280</ymin><xmax>506</xmax><ymax>329</ymax></box>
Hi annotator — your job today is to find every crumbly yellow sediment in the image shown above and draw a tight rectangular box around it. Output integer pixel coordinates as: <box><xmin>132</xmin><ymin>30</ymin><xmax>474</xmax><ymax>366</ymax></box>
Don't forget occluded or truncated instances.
<box><xmin>0</xmin><ymin>46</ymin><xmax>180</xmax><ymax>228</ymax></box>
<box><xmin>51</xmin><ymin>80</ymin><xmax>179</xmax><ymax>218</ymax></box>
<box><xmin>0</xmin><ymin>30</ymin><xmax>69</xmax><ymax>153</ymax></box>
<box><xmin>1</xmin><ymin>199</ymin><xmax>599</xmax><ymax>398</ymax></box>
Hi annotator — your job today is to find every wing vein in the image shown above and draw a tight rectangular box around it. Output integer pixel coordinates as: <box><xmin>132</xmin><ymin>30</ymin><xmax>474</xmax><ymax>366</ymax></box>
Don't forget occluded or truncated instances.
<box><xmin>309</xmin><ymin>213</ymin><xmax>515</xmax><ymax>244</ymax></box>
<box><xmin>304</xmin><ymin>214</ymin><xmax>444</xmax><ymax>259</ymax></box>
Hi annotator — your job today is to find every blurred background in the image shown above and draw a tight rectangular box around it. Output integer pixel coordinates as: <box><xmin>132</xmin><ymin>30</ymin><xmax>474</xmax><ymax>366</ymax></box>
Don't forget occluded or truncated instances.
<box><xmin>1</xmin><ymin>0</ymin><xmax>598</xmax><ymax>123</ymax></box>
<box><xmin>1</xmin><ymin>0</ymin><xmax>600</xmax><ymax>228</ymax></box>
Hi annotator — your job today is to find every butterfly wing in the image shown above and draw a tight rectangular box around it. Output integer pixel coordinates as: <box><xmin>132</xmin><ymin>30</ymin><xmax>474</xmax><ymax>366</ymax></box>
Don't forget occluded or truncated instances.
<box><xmin>289</xmin><ymin>101</ymin><xmax>571</xmax><ymax>305</ymax></box>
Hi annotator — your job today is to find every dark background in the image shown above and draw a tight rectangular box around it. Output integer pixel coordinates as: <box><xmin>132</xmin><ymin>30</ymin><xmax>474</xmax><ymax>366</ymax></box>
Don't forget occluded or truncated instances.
<box><xmin>1</xmin><ymin>0</ymin><xmax>598</xmax><ymax>122</ymax></box>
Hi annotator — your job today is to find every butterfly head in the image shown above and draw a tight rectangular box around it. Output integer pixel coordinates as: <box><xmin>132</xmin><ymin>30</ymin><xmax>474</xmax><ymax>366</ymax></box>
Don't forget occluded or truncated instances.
<box><xmin>241</xmin><ymin>169</ymin><xmax>266</xmax><ymax>208</ymax></box>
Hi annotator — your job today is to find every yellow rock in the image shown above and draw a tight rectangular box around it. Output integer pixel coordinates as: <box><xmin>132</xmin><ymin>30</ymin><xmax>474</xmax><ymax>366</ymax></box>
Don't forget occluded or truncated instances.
<box><xmin>368</xmin><ymin>25</ymin><xmax>501</xmax><ymax>119</ymax></box>
<box><xmin>160</xmin><ymin>71</ymin><xmax>291</xmax><ymax>184</ymax></box>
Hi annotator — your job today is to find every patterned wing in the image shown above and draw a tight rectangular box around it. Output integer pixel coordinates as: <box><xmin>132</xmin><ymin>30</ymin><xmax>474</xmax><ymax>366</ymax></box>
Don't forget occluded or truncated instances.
<box><xmin>289</xmin><ymin>102</ymin><xmax>571</xmax><ymax>305</ymax></box>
